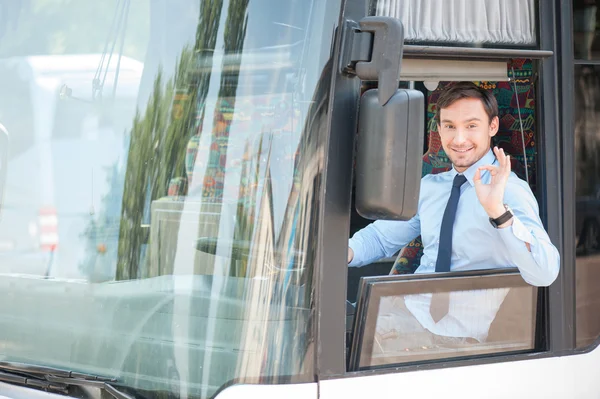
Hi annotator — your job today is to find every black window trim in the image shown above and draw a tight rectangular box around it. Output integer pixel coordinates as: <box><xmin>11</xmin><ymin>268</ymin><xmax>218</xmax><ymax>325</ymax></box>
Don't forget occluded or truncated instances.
<box><xmin>563</xmin><ymin>0</ymin><xmax>600</xmax><ymax>354</ymax></box>
<box><xmin>547</xmin><ymin>0</ymin><xmax>575</xmax><ymax>353</ymax></box>
<box><xmin>316</xmin><ymin>0</ymin><xmax>581</xmax><ymax>382</ymax></box>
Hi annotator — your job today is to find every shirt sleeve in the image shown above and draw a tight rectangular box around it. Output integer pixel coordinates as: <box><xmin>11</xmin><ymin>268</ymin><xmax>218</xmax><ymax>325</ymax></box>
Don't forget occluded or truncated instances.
<box><xmin>496</xmin><ymin>179</ymin><xmax>560</xmax><ymax>287</ymax></box>
<box><xmin>348</xmin><ymin>213</ymin><xmax>421</xmax><ymax>267</ymax></box>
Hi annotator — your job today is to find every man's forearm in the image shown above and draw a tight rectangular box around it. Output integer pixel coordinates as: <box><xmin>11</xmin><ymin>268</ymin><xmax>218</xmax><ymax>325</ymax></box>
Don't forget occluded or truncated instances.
<box><xmin>496</xmin><ymin>216</ymin><xmax>560</xmax><ymax>287</ymax></box>
<box><xmin>348</xmin><ymin>218</ymin><xmax>421</xmax><ymax>267</ymax></box>
<box><xmin>486</xmin><ymin>203</ymin><xmax>531</xmax><ymax>250</ymax></box>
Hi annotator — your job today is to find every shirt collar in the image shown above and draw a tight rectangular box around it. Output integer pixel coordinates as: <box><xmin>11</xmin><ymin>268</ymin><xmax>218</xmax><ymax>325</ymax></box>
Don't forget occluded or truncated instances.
<box><xmin>450</xmin><ymin>149</ymin><xmax>496</xmax><ymax>187</ymax></box>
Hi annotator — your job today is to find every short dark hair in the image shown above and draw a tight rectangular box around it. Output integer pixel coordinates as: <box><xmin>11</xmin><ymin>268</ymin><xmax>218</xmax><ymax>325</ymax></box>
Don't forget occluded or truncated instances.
<box><xmin>435</xmin><ymin>82</ymin><xmax>499</xmax><ymax>125</ymax></box>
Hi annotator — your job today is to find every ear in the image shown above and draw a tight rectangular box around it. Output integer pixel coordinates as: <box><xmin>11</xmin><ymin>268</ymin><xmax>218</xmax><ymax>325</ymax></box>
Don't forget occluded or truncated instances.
<box><xmin>489</xmin><ymin>116</ymin><xmax>499</xmax><ymax>137</ymax></box>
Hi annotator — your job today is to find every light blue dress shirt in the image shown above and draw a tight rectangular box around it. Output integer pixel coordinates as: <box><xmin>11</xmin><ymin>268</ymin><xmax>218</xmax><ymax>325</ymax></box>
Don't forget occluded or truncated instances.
<box><xmin>348</xmin><ymin>149</ymin><xmax>560</xmax><ymax>341</ymax></box>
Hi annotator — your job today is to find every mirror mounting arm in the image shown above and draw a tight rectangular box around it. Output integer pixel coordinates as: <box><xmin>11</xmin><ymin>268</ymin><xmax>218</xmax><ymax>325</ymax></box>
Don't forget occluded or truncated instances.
<box><xmin>339</xmin><ymin>17</ymin><xmax>404</xmax><ymax>106</ymax></box>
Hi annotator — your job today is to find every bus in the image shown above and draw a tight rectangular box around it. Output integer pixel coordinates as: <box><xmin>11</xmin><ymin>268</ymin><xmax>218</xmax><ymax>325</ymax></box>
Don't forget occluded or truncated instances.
<box><xmin>0</xmin><ymin>0</ymin><xmax>594</xmax><ymax>398</ymax></box>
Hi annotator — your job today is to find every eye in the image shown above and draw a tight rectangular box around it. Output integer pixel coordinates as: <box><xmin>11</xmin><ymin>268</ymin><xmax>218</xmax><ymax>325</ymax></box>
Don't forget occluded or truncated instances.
<box><xmin>468</xmin><ymin>124</ymin><xmax>477</xmax><ymax>129</ymax></box>
<box><xmin>444</xmin><ymin>124</ymin><xmax>455</xmax><ymax>130</ymax></box>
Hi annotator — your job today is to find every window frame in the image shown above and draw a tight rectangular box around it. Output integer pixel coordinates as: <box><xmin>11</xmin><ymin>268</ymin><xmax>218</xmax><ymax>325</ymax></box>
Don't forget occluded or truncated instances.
<box><xmin>348</xmin><ymin>268</ymin><xmax>540</xmax><ymax>372</ymax></box>
<box><xmin>315</xmin><ymin>0</ymin><xmax>571</xmax><ymax>382</ymax></box>
<box><xmin>565</xmin><ymin>0</ymin><xmax>600</xmax><ymax>354</ymax></box>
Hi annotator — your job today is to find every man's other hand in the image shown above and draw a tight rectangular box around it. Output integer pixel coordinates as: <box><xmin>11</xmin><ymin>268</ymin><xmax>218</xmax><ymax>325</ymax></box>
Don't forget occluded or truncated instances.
<box><xmin>474</xmin><ymin>146</ymin><xmax>511</xmax><ymax>221</ymax></box>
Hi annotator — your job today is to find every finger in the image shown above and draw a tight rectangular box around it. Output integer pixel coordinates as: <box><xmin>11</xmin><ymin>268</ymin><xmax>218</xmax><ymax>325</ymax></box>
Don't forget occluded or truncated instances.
<box><xmin>493</xmin><ymin>146</ymin><xmax>500</xmax><ymax>163</ymax></box>
<box><xmin>474</xmin><ymin>167</ymin><xmax>491</xmax><ymax>187</ymax></box>
<box><xmin>494</xmin><ymin>149</ymin><xmax>507</xmax><ymax>174</ymax></box>
<box><xmin>473</xmin><ymin>168</ymin><xmax>482</xmax><ymax>186</ymax></box>
<box><xmin>496</xmin><ymin>149</ymin><xmax>509</xmax><ymax>172</ymax></box>
<box><xmin>504</xmin><ymin>154</ymin><xmax>511</xmax><ymax>180</ymax></box>
<box><xmin>477</xmin><ymin>165</ymin><xmax>499</xmax><ymax>184</ymax></box>
<box><xmin>499</xmin><ymin>148</ymin><xmax>507</xmax><ymax>168</ymax></box>
<box><xmin>478</xmin><ymin>165</ymin><xmax>499</xmax><ymax>175</ymax></box>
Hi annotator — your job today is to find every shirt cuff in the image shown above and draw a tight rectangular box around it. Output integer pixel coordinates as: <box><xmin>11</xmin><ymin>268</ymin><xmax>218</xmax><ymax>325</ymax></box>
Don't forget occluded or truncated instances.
<box><xmin>496</xmin><ymin>215</ymin><xmax>534</xmax><ymax>250</ymax></box>
<box><xmin>348</xmin><ymin>238</ymin><xmax>362</xmax><ymax>267</ymax></box>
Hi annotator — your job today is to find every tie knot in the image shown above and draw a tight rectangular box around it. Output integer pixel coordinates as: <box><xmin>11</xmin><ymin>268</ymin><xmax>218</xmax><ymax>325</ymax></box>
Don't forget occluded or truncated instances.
<box><xmin>453</xmin><ymin>174</ymin><xmax>467</xmax><ymax>188</ymax></box>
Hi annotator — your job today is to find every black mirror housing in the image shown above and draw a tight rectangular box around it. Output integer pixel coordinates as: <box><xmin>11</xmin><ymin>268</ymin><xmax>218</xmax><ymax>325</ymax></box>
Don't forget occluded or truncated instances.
<box><xmin>355</xmin><ymin>88</ymin><xmax>424</xmax><ymax>220</ymax></box>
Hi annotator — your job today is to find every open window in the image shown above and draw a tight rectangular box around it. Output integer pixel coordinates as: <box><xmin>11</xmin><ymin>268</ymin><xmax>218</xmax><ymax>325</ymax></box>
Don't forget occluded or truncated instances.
<box><xmin>346</xmin><ymin>57</ymin><xmax>543</xmax><ymax>370</ymax></box>
<box><xmin>348</xmin><ymin>58</ymin><xmax>539</xmax><ymax>301</ymax></box>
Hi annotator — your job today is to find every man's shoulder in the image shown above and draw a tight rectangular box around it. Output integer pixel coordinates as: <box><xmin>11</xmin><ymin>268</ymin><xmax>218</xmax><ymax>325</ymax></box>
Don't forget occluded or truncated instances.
<box><xmin>505</xmin><ymin>172</ymin><xmax>539</xmax><ymax>210</ymax></box>
<box><xmin>421</xmin><ymin>170</ymin><xmax>453</xmax><ymax>184</ymax></box>
<box><xmin>506</xmin><ymin>172</ymin><xmax>533</xmax><ymax>194</ymax></box>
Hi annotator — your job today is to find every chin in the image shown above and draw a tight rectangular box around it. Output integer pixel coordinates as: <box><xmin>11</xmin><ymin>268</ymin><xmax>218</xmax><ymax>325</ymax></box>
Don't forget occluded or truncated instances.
<box><xmin>448</xmin><ymin>149</ymin><xmax>486</xmax><ymax>168</ymax></box>
<box><xmin>449</xmin><ymin>157</ymin><xmax>476</xmax><ymax>171</ymax></box>
<box><xmin>453</xmin><ymin>162</ymin><xmax>472</xmax><ymax>170</ymax></box>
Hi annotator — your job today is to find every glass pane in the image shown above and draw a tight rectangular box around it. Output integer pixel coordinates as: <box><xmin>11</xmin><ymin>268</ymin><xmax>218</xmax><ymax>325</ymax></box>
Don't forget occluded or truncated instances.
<box><xmin>356</xmin><ymin>284</ymin><xmax>536</xmax><ymax>368</ymax></box>
<box><xmin>573</xmin><ymin>0</ymin><xmax>600</xmax><ymax>60</ymax></box>
<box><xmin>371</xmin><ymin>0</ymin><xmax>537</xmax><ymax>47</ymax></box>
<box><xmin>0</xmin><ymin>0</ymin><xmax>339</xmax><ymax>397</ymax></box>
<box><xmin>574</xmin><ymin>65</ymin><xmax>600</xmax><ymax>348</ymax></box>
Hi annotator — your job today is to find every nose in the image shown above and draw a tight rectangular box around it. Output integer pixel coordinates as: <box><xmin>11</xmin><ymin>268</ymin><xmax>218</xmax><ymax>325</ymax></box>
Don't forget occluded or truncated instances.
<box><xmin>452</xmin><ymin>128</ymin><xmax>468</xmax><ymax>145</ymax></box>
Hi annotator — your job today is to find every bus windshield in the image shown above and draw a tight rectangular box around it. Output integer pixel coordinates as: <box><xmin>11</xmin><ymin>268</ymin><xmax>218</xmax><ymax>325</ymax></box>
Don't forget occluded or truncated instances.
<box><xmin>0</xmin><ymin>0</ymin><xmax>339</xmax><ymax>397</ymax></box>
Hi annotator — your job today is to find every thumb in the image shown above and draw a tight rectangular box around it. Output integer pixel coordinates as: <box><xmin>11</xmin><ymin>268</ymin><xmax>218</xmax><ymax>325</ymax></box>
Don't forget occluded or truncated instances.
<box><xmin>473</xmin><ymin>168</ymin><xmax>483</xmax><ymax>187</ymax></box>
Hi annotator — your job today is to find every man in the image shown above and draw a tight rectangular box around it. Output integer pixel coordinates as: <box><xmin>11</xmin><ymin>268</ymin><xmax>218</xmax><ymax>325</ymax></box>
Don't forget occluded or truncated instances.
<box><xmin>348</xmin><ymin>82</ymin><xmax>560</xmax><ymax>346</ymax></box>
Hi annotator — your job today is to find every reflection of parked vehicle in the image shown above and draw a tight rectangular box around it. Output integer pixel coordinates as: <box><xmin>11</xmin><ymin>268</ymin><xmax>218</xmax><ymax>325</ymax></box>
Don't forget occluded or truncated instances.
<box><xmin>577</xmin><ymin>187</ymin><xmax>600</xmax><ymax>253</ymax></box>
<box><xmin>0</xmin><ymin>54</ymin><xmax>142</xmax><ymax>279</ymax></box>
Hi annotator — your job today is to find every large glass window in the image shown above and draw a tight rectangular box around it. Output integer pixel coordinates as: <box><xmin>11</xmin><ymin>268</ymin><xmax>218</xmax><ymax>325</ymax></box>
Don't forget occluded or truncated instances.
<box><xmin>0</xmin><ymin>0</ymin><xmax>339</xmax><ymax>397</ymax></box>
<box><xmin>573</xmin><ymin>0</ymin><xmax>600</xmax><ymax>61</ymax></box>
<box><xmin>573</xmin><ymin>0</ymin><xmax>600</xmax><ymax>351</ymax></box>
<box><xmin>574</xmin><ymin>64</ymin><xmax>600</xmax><ymax>348</ymax></box>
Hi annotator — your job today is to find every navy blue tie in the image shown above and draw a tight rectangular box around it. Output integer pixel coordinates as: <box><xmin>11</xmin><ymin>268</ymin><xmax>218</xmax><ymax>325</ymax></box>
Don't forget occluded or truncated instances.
<box><xmin>435</xmin><ymin>173</ymin><xmax>468</xmax><ymax>273</ymax></box>
<box><xmin>431</xmin><ymin>173</ymin><xmax>467</xmax><ymax>323</ymax></box>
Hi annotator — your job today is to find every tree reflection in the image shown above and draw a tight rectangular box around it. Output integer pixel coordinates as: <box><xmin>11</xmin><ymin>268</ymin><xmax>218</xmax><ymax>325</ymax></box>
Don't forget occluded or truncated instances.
<box><xmin>114</xmin><ymin>0</ymin><xmax>255</xmax><ymax>280</ymax></box>
<box><xmin>84</xmin><ymin>0</ymin><xmax>317</xmax><ymax>285</ymax></box>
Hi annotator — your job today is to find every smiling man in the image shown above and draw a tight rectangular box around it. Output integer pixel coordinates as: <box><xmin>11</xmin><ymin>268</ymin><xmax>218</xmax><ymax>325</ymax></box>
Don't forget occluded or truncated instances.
<box><xmin>347</xmin><ymin>82</ymin><xmax>560</xmax><ymax>341</ymax></box>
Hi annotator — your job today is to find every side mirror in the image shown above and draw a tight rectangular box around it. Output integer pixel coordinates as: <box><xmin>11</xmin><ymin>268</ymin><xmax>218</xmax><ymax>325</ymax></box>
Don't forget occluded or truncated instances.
<box><xmin>0</xmin><ymin>123</ymin><xmax>8</xmax><ymax>218</ymax></box>
<box><xmin>355</xmin><ymin>88</ymin><xmax>424</xmax><ymax>220</ymax></box>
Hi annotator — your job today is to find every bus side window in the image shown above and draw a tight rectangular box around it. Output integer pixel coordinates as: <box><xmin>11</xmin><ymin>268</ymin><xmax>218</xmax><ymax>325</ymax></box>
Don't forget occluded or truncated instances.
<box><xmin>347</xmin><ymin>61</ymin><xmax>543</xmax><ymax>368</ymax></box>
<box><xmin>574</xmin><ymin>64</ymin><xmax>600</xmax><ymax>349</ymax></box>
<box><xmin>348</xmin><ymin>60</ymin><xmax>538</xmax><ymax>292</ymax></box>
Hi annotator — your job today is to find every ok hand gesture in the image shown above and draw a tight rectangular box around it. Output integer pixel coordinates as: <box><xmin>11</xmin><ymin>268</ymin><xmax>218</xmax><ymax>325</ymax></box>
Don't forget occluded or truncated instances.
<box><xmin>473</xmin><ymin>146</ymin><xmax>511</xmax><ymax>220</ymax></box>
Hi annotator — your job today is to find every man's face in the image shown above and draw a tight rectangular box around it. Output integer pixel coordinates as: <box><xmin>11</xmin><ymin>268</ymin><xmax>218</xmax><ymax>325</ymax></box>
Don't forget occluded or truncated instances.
<box><xmin>437</xmin><ymin>97</ymin><xmax>499</xmax><ymax>173</ymax></box>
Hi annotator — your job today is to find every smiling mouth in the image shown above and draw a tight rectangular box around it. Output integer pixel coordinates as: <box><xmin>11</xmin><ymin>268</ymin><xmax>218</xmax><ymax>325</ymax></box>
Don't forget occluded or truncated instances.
<box><xmin>451</xmin><ymin>147</ymin><xmax>473</xmax><ymax>154</ymax></box>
